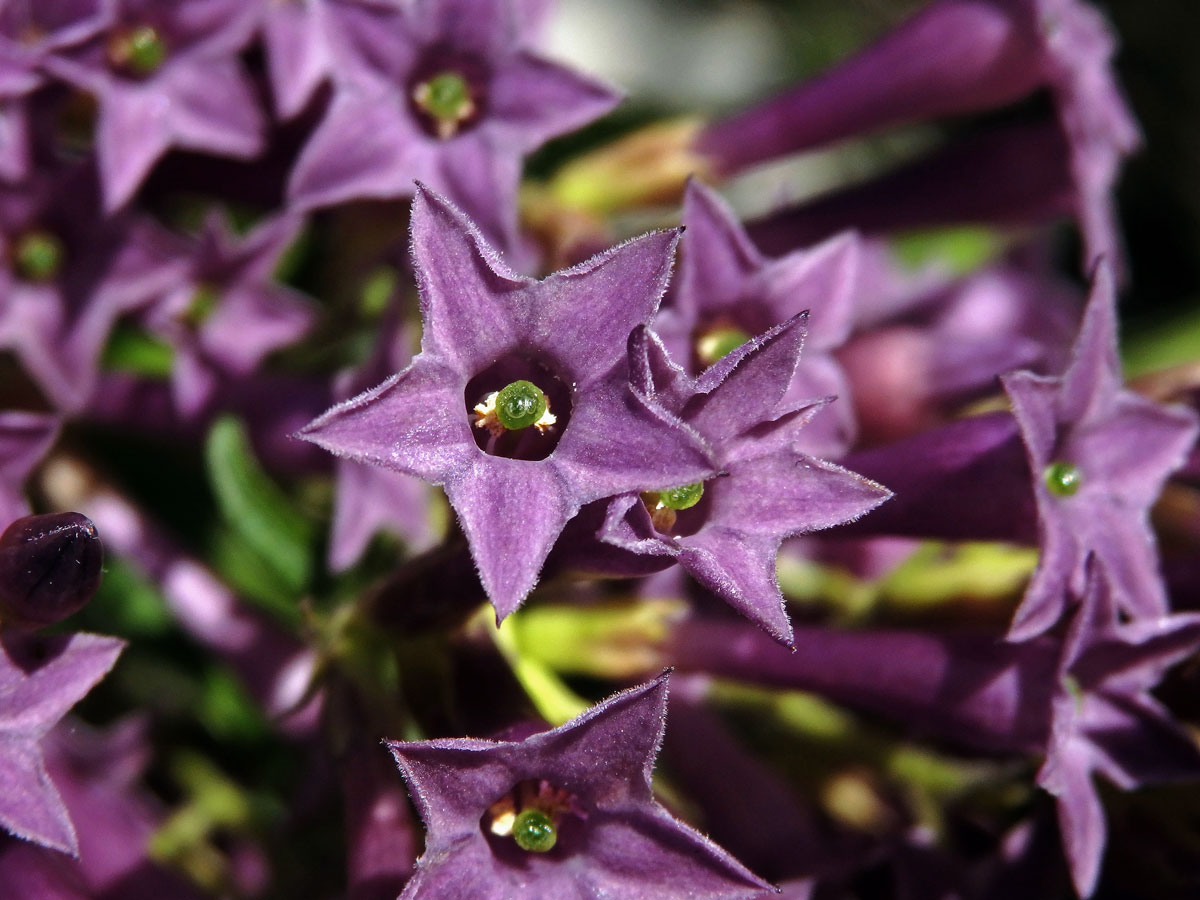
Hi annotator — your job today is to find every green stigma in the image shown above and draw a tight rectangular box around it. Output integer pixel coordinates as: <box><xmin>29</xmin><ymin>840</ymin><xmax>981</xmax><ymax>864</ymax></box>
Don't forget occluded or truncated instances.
<box><xmin>14</xmin><ymin>230</ymin><xmax>64</xmax><ymax>282</ymax></box>
<box><xmin>494</xmin><ymin>380</ymin><xmax>549</xmax><ymax>431</ymax></box>
<box><xmin>110</xmin><ymin>25</ymin><xmax>167</xmax><ymax>76</ymax></box>
<box><xmin>512</xmin><ymin>809</ymin><xmax>557</xmax><ymax>853</ymax></box>
<box><xmin>658</xmin><ymin>482</ymin><xmax>704</xmax><ymax>510</ymax></box>
<box><xmin>1043</xmin><ymin>461</ymin><xmax>1083</xmax><ymax>497</ymax></box>
<box><xmin>413</xmin><ymin>71</ymin><xmax>475</xmax><ymax>139</ymax></box>
<box><xmin>696</xmin><ymin>326</ymin><xmax>750</xmax><ymax>366</ymax></box>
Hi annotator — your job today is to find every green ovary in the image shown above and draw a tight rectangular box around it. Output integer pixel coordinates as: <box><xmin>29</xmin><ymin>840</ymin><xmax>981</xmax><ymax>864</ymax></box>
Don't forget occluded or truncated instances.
<box><xmin>495</xmin><ymin>380</ymin><xmax>549</xmax><ymax>431</ymax></box>
<box><xmin>512</xmin><ymin>808</ymin><xmax>557</xmax><ymax>853</ymax></box>
<box><xmin>1043</xmin><ymin>461</ymin><xmax>1083</xmax><ymax>497</ymax></box>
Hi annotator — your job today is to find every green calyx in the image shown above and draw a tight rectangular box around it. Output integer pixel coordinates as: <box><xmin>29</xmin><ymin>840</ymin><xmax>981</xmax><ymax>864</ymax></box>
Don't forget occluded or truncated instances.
<box><xmin>1043</xmin><ymin>461</ymin><xmax>1083</xmax><ymax>498</ymax></box>
<box><xmin>696</xmin><ymin>326</ymin><xmax>750</xmax><ymax>366</ymax></box>
<box><xmin>512</xmin><ymin>808</ymin><xmax>557</xmax><ymax>853</ymax></box>
<box><xmin>657</xmin><ymin>482</ymin><xmax>704</xmax><ymax>511</ymax></box>
<box><xmin>14</xmin><ymin>230</ymin><xmax>64</xmax><ymax>282</ymax></box>
<box><xmin>494</xmin><ymin>380</ymin><xmax>549</xmax><ymax>431</ymax></box>
<box><xmin>413</xmin><ymin>71</ymin><xmax>475</xmax><ymax>138</ymax></box>
<box><xmin>111</xmin><ymin>25</ymin><xmax>167</xmax><ymax>76</ymax></box>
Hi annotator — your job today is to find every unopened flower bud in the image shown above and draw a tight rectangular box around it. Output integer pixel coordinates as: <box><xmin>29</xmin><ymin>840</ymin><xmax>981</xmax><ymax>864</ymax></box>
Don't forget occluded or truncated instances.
<box><xmin>0</xmin><ymin>512</ymin><xmax>103</xmax><ymax>628</ymax></box>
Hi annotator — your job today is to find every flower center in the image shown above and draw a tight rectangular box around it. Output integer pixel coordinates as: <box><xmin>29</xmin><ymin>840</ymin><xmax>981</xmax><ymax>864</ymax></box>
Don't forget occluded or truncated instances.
<box><xmin>12</xmin><ymin>229</ymin><xmax>64</xmax><ymax>282</ymax></box>
<box><xmin>484</xmin><ymin>779</ymin><xmax>579</xmax><ymax>857</ymax></box>
<box><xmin>642</xmin><ymin>481</ymin><xmax>705</xmax><ymax>533</ymax></box>
<box><xmin>411</xmin><ymin>70</ymin><xmax>476</xmax><ymax>140</ymax></box>
<box><xmin>696</xmin><ymin>325</ymin><xmax>750</xmax><ymax>366</ymax></box>
<box><xmin>1043</xmin><ymin>461</ymin><xmax>1082</xmax><ymax>497</ymax></box>
<box><xmin>474</xmin><ymin>379</ymin><xmax>556</xmax><ymax>436</ymax></box>
<box><xmin>107</xmin><ymin>24</ymin><xmax>167</xmax><ymax>77</ymax></box>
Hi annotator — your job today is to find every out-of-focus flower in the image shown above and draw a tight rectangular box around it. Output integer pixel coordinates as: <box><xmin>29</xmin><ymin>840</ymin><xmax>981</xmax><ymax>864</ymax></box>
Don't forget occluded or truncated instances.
<box><xmin>0</xmin><ymin>167</ymin><xmax>185</xmax><ymax>410</ymax></box>
<box><xmin>141</xmin><ymin>213</ymin><xmax>316</xmax><ymax>418</ymax></box>
<box><xmin>388</xmin><ymin>672</ymin><xmax>774</xmax><ymax>898</ymax></box>
<box><xmin>299</xmin><ymin>185</ymin><xmax>714</xmax><ymax>618</ymax></box>
<box><xmin>1002</xmin><ymin>264</ymin><xmax>1199</xmax><ymax>639</ymax></box>
<box><xmin>0</xmin><ymin>411</ymin><xmax>58</xmax><ymax>526</ymax></box>
<box><xmin>287</xmin><ymin>0</ymin><xmax>619</xmax><ymax>249</ymax></box>
<box><xmin>0</xmin><ymin>631</ymin><xmax>124</xmax><ymax>854</ymax></box>
<box><xmin>42</xmin><ymin>0</ymin><xmax>265</xmax><ymax>210</ymax></box>
<box><xmin>695</xmin><ymin>0</ymin><xmax>1139</xmax><ymax>269</ymax></box>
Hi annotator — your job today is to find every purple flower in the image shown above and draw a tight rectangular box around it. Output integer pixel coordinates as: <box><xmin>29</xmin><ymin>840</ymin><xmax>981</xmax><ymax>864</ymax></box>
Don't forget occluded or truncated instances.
<box><xmin>695</xmin><ymin>0</ymin><xmax>1139</xmax><ymax>269</ymax></box>
<box><xmin>0</xmin><ymin>411</ymin><xmax>59</xmax><ymax>526</ymax></box>
<box><xmin>42</xmin><ymin>0</ymin><xmax>266</xmax><ymax>210</ymax></box>
<box><xmin>141</xmin><ymin>212</ymin><xmax>316</xmax><ymax>418</ymax></box>
<box><xmin>657</xmin><ymin>179</ymin><xmax>859</xmax><ymax>456</ymax></box>
<box><xmin>287</xmin><ymin>0</ymin><xmax>619</xmax><ymax>248</ymax></box>
<box><xmin>599</xmin><ymin>318</ymin><xmax>890</xmax><ymax>644</ymax></box>
<box><xmin>1001</xmin><ymin>265</ymin><xmax>1199</xmax><ymax>640</ymax></box>
<box><xmin>0</xmin><ymin>167</ymin><xmax>185</xmax><ymax>410</ymax></box>
<box><xmin>387</xmin><ymin>672</ymin><xmax>774</xmax><ymax>898</ymax></box>
<box><xmin>1039</xmin><ymin>564</ymin><xmax>1200</xmax><ymax>896</ymax></box>
<box><xmin>746</xmin><ymin>116</ymin><xmax>1076</xmax><ymax>258</ymax></box>
<box><xmin>299</xmin><ymin>185</ymin><xmax>714</xmax><ymax>619</ymax></box>
<box><xmin>0</xmin><ymin>631</ymin><xmax>124</xmax><ymax>855</ymax></box>
<box><xmin>329</xmin><ymin>316</ymin><xmax>437</xmax><ymax>571</ymax></box>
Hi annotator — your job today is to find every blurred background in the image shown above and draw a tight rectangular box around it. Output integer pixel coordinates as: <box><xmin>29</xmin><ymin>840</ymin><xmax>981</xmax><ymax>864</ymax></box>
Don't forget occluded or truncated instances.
<box><xmin>543</xmin><ymin>0</ymin><xmax>1200</xmax><ymax>340</ymax></box>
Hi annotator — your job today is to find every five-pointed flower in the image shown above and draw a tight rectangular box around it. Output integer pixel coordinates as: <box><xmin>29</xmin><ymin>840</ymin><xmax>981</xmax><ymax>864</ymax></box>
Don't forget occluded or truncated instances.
<box><xmin>387</xmin><ymin>672</ymin><xmax>774</xmax><ymax>899</ymax></box>
<box><xmin>141</xmin><ymin>212</ymin><xmax>316</xmax><ymax>418</ymax></box>
<box><xmin>298</xmin><ymin>185</ymin><xmax>714</xmax><ymax>619</ymax></box>
<box><xmin>1038</xmin><ymin>563</ymin><xmax>1200</xmax><ymax>897</ymax></box>
<box><xmin>287</xmin><ymin>0</ymin><xmax>619</xmax><ymax>249</ymax></box>
<box><xmin>657</xmin><ymin>179</ymin><xmax>860</xmax><ymax>455</ymax></box>
<box><xmin>601</xmin><ymin>317</ymin><xmax>891</xmax><ymax>644</ymax></box>
<box><xmin>42</xmin><ymin>0</ymin><xmax>265</xmax><ymax>210</ymax></box>
<box><xmin>1001</xmin><ymin>264</ymin><xmax>1199</xmax><ymax>640</ymax></box>
<box><xmin>0</xmin><ymin>631</ymin><xmax>124</xmax><ymax>855</ymax></box>
<box><xmin>0</xmin><ymin>167</ymin><xmax>185</xmax><ymax>411</ymax></box>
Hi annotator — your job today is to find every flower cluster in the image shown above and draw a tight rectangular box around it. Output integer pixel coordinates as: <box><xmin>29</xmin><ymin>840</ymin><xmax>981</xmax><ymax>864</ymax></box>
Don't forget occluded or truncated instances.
<box><xmin>1</xmin><ymin>0</ymin><xmax>1199</xmax><ymax>898</ymax></box>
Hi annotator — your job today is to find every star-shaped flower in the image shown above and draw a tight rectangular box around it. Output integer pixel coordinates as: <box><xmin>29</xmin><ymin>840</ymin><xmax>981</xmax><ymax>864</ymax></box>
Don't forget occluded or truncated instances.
<box><xmin>388</xmin><ymin>672</ymin><xmax>774</xmax><ymax>899</ymax></box>
<box><xmin>299</xmin><ymin>185</ymin><xmax>714</xmax><ymax>618</ymax></box>
<box><xmin>657</xmin><ymin>179</ymin><xmax>859</xmax><ymax>456</ymax></box>
<box><xmin>42</xmin><ymin>0</ymin><xmax>266</xmax><ymax>210</ymax></box>
<box><xmin>600</xmin><ymin>318</ymin><xmax>891</xmax><ymax>644</ymax></box>
<box><xmin>140</xmin><ymin>212</ymin><xmax>316</xmax><ymax>418</ymax></box>
<box><xmin>287</xmin><ymin>0</ymin><xmax>619</xmax><ymax>248</ymax></box>
<box><xmin>0</xmin><ymin>631</ymin><xmax>124</xmax><ymax>855</ymax></box>
<box><xmin>0</xmin><ymin>167</ymin><xmax>185</xmax><ymax>410</ymax></box>
<box><xmin>1038</xmin><ymin>564</ymin><xmax>1200</xmax><ymax>896</ymax></box>
<box><xmin>1001</xmin><ymin>264</ymin><xmax>1199</xmax><ymax>640</ymax></box>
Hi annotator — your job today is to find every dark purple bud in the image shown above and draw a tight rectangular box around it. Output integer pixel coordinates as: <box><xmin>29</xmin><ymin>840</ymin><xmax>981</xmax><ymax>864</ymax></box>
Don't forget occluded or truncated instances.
<box><xmin>0</xmin><ymin>513</ymin><xmax>103</xmax><ymax>629</ymax></box>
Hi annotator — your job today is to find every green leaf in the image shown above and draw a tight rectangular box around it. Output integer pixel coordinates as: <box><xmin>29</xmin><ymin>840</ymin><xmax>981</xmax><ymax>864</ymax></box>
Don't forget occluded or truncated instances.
<box><xmin>204</xmin><ymin>416</ymin><xmax>314</xmax><ymax>597</ymax></box>
<box><xmin>101</xmin><ymin>323</ymin><xmax>174</xmax><ymax>377</ymax></box>
<box><xmin>207</xmin><ymin>526</ymin><xmax>302</xmax><ymax>626</ymax></box>
<box><xmin>197</xmin><ymin>666</ymin><xmax>268</xmax><ymax>741</ymax></box>
<box><xmin>87</xmin><ymin>558</ymin><xmax>174</xmax><ymax>636</ymax></box>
